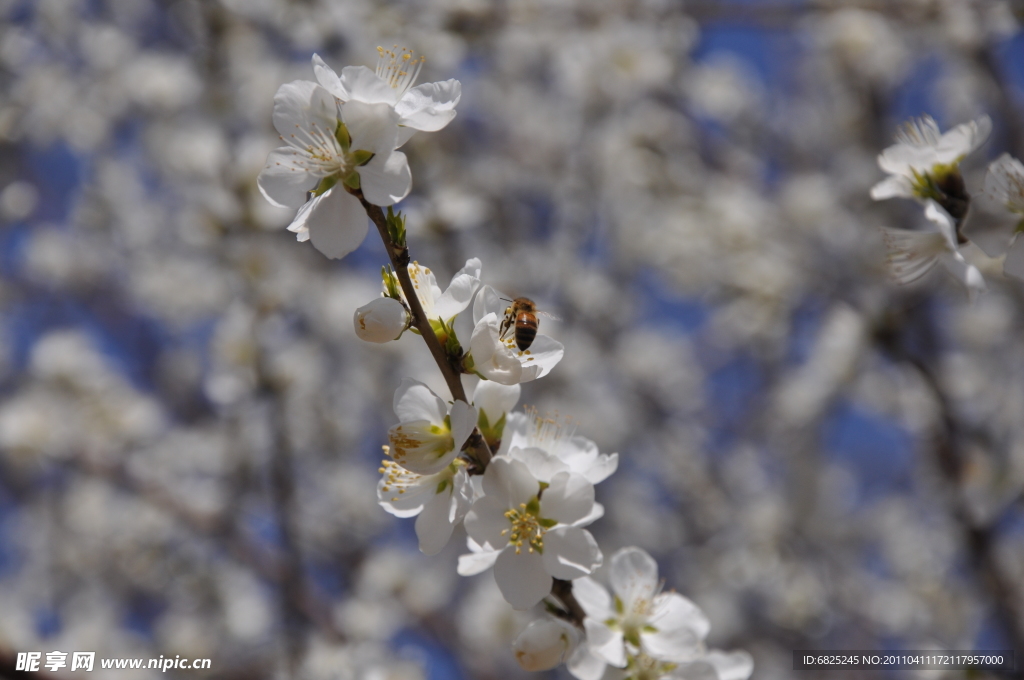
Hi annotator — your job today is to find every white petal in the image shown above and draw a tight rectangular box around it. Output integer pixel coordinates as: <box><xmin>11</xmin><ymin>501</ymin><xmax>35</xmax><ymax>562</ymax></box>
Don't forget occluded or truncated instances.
<box><xmin>513</xmin><ymin>618</ymin><xmax>578</xmax><ymax>671</ymax></box>
<box><xmin>312</xmin><ymin>54</ymin><xmax>348</xmax><ymax>101</ymax></box>
<box><xmin>470</xmin><ymin>315</ymin><xmax>523</xmax><ymax>385</ymax></box>
<box><xmin>879</xmin><ymin>226</ymin><xmax>945</xmax><ymax>285</ymax></box>
<box><xmin>939</xmin><ymin>251</ymin><xmax>986</xmax><ymax>301</ymax></box>
<box><xmin>395</xmin><ymin>79</ymin><xmax>462</xmax><ymax>131</ymax></box>
<box><xmin>482</xmin><ymin>457</ymin><xmax>539</xmax><ymax>507</ymax></box>
<box><xmin>473</xmin><ymin>285</ymin><xmax>506</xmax><ymax>325</ymax></box>
<box><xmin>583</xmin><ymin>618</ymin><xmax>627</xmax><ymax>668</ymax></box>
<box><xmin>924</xmin><ymin>200</ymin><xmax>959</xmax><ymax>251</ymax></box>
<box><xmin>870</xmin><ymin>175</ymin><xmax>913</xmax><ymax>201</ymax></box>
<box><xmin>518</xmin><ymin>334</ymin><xmax>565</xmax><ymax>382</ymax></box>
<box><xmin>464</xmin><ymin>495</ymin><xmax>511</xmax><ymax>547</ymax></box>
<box><xmin>567</xmin><ymin>643</ymin><xmax>611</xmax><ymax>680</ymax></box>
<box><xmin>541</xmin><ymin>472</ymin><xmax>595</xmax><ymax>525</ymax></box>
<box><xmin>342</xmin><ymin>99</ymin><xmax>400</xmax><ymax>155</ymax></box>
<box><xmin>393</xmin><ymin>378</ymin><xmax>447</xmax><ymax>424</ymax></box>
<box><xmin>272</xmin><ymin>81</ymin><xmax>338</xmax><ymax>141</ymax></box>
<box><xmin>704</xmin><ymin>650</ymin><xmax>754</xmax><ymax>680</ymax></box>
<box><xmin>449</xmin><ymin>399</ymin><xmax>477</xmax><ymax>451</ymax></box>
<box><xmin>541</xmin><ymin>527</ymin><xmax>602</xmax><ymax>579</ymax></box>
<box><xmin>961</xmin><ymin>190</ymin><xmax>1017</xmax><ymax>257</ymax></box>
<box><xmin>571</xmin><ymin>502</ymin><xmax>604</xmax><ymax>528</ymax></box>
<box><xmin>433</xmin><ymin>257</ymin><xmax>482</xmax><ymax>320</ymax></box>
<box><xmin>450</xmin><ymin>469</ymin><xmax>474</xmax><ymax>524</ymax></box>
<box><xmin>416</xmin><ymin>489</ymin><xmax>456</xmax><ymax>555</ymax></box>
<box><xmin>572</xmin><ymin>576</ymin><xmax>613</xmax><ymax>619</ymax></box>
<box><xmin>457</xmin><ymin>541</ymin><xmax>501</xmax><ymax>576</ymax></box>
<box><xmin>581</xmin><ymin>452</ymin><xmax>619</xmax><ymax>485</ymax></box>
<box><xmin>508</xmin><ymin>446</ymin><xmax>568</xmax><ymax>483</ymax></box>
<box><xmin>339</xmin><ymin>65</ymin><xmax>399</xmax><ymax>105</ymax></box>
<box><xmin>284</xmin><ymin>193</ymin><xmax>321</xmax><ymax>242</ymax></box>
<box><xmin>305</xmin><ymin>186</ymin><xmax>370</xmax><ymax>260</ymax></box>
<box><xmin>376</xmin><ymin>483</ymin><xmax>424</xmax><ymax>518</ymax></box>
<box><xmin>610</xmin><ymin>547</ymin><xmax>659</xmax><ymax>604</ymax></box>
<box><xmin>358</xmin><ymin>151</ymin><xmax>412</xmax><ymax>207</ymax></box>
<box><xmin>472</xmin><ymin>380</ymin><xmax>521</xmax><ymax>425</ymax></box>
<box><xmin>387</xmin><ymin>420</ymin><xmax>459</xmax><ymax>475</ymax></box>
<box><xmin>643</xmin><ymin>593</ymin><xmax>710</xmax><ymax>661</ymax></box>
<box><xmin>396</xmin><ymin>125</ymin><xmax>417</xmax><ymax>148</ymax></box>
<box><xmin>1004</xmin><ymin>236</ymin><xmax>1024</xmax><ymax>280</ymax></box>
<box><xmin>494</xmin><ymin>548</ymin><xmax>552</xmax><ymax>610</ymax></box>
<box><xmin>937</xmin><ymin>114</ymin><xmax>991</xmax><ymax>162</ymax></box>
<box><xmin>258</xmin><ymin>147</ymin><xmax>317</xmax><ymax>209</ymax></box>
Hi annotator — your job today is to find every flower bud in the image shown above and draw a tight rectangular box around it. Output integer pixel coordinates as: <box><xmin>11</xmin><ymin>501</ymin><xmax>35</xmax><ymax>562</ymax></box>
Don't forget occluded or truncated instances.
<box><xmin>354</xmin><ymin>297</ymin><xmax>408</xmax><ymax>343</ymax></box>
<box><xmin>512</xmin><ymin>618</ymin><xmax>578</xmax><ymax>672</ymax></box>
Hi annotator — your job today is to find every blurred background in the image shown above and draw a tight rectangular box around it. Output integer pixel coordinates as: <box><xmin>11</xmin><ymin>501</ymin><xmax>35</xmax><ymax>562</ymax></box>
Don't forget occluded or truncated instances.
<box><xmin>1</xmin><ymin>0</ymin><xmax>1024</xmax><ymax>678</ymax></box>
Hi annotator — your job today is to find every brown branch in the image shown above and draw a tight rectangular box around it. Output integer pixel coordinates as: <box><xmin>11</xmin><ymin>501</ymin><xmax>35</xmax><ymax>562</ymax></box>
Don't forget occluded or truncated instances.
<box><xmin>354</xmin><ymin>190</ymin><xmax>493</xmax><ymax>469</ymax></box>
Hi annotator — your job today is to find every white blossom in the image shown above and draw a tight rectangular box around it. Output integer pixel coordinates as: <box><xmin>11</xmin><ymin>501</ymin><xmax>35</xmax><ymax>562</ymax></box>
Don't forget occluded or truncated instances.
<box><xmin>880</xmin><ymin>200</ymin><xmax>985</xmax><ymax>300</ymax></box>
<box><xmin>354</xmin><ymin>297</ymin><xmax>409</xmax><ymax>343</ymax></box>
<box><xmin>459</xmin><ymin>458</ymin><xmax>602</xmax><ymax>610</ymax></box>
<box><xmin>377</xmin><ymin>457</ymin><xmax>472</xmax><ymax>555</ymax></box>
<box><xmin>500</xmin><ymin>408</ymin><xmax>618</xmax><ymax>485</ymax></box>
<box><xmin>963</xmin><ymin>153</ymin><xmax>1024</xmax><ymax>280</ymax></box>
<box><xmin>257</xmin><ymin>78</ymin><xmax>411</xmax><ymax>260</ymax></box>
<box><xmin>389</xmin><ymin>258</ymin><xmax>482</xmax><ymax>325</ymax></box>
<box><xmin>312</xmin><ymin>48</ymin><xmax>461</xmax><ymax>145</ymax></box>
<box><xmin>574</xmin><ymin>547</ymin><xmax>709</xmax><ymax>667</ymax></box>
<box><xmin>512</xmin><ymin>617</ymin><xmax>580</xmax><ymax>671</ymax></box>
<box><xmin>669</xmin><ymin>650</ymin><xmax>755</xmax><ymax>680</ymax></box>
<box><xmin>387</xmin><ymin>378</ymin><xmax>477</xmax><ymax>475</ymax></box>
<box><xmin>870</xmin><ymin>114</ymin><xmax>991</xmax><ymax>203</ymax></box>
<box><xmin>470</xmin><ymin>379</ymin><xmax>521</xmax><ymax>447</ymax></box>
<box><xmin>469</xmin><ymin>286</ymin><xmax>564</xmax><ymax>385</ymax></box>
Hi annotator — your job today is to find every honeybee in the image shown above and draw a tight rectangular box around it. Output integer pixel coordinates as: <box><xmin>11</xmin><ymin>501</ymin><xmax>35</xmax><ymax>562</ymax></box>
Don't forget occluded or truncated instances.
<box><xmin>500</xmin><ymin>297</ymin><xmax>555</xmax><ymax>351</ymax></box>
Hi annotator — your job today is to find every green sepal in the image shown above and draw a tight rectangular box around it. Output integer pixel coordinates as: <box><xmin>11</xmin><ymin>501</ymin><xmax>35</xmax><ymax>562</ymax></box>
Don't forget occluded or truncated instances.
<box><xmin>477</xmin><ymin>409</ymin><xmax>491</xmax><ymax>431</ymax></box>
<box><xmin>525</xmin><ymin>496</ymin><xmax>541</xmax><ymax>516</ymax></box>
<box><xmin>642</xmin><ymin>624</ymin><xmax>659</xmax><ymax>633</ymax></box>
<box><xmin>349</xmin><ymin>149</ymin><xmax>375</xmax><ymax>166</ymax></box>
<box><xmin>614</xmin><ymin>595</ymin><xmax>624</xmax><ymax>615</ymax></box>
<box><xmin>537</xmin><ymin>518</ymin><xmax>558</xmax><ymax>528</ymax></box>
<box><xmin>1015</xmin><ymin>218</ymin><xmax>1024</xmax><ymax>235</ymax></box>
<box><xmin>314</xmin><ymin>174</ymin><xmax>338</xmax><ymax>197</ymax></box>
<box><xmin>443</xmin><ymin>414</ymin><xmax>452</xmax><ymax>430</ymax></box>
<box><xmin>335</xmin><ymin>121</ymin><xmax>351</xmax><ymax>152</ymax></box>
<box><xmin>342</xmin><ymin>172</ymin><xmax>361</xmax><ymax>190</ymax></box>
<box><xmin>436</xmin><ymin>479</ymin><xmax>449</xmax><ymax>494</ymax></box>
<box><xmin>624</xmin><ymin>629</ymin><xmax>642</xmax><ymax>648</ymax></box>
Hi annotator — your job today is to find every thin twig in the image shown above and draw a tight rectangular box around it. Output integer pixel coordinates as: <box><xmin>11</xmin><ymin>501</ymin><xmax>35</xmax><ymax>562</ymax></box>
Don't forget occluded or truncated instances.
<box><xmin>355</xmin><ymin>189</ymin><xmax>493</xmax><ymax>468</ymax></box>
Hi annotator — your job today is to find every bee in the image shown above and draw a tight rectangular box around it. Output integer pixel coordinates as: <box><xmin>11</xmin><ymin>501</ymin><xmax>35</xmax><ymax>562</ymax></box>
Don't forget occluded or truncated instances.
<box><xmin>500</xmin><ymin>297</ymin><xmax>548</xmax><ymax>351</ymax></box>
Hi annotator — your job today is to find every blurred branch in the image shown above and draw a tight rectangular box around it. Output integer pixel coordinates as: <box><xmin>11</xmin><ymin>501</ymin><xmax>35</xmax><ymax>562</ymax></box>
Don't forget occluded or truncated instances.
<box><xmin>259</xmin><ymin>369</ymin><xmax>309</xmax><ymax>678</ymax></box>
<box><xmin>66</xmin><ymin>453</ymin><xmax>347</xmax><ymax>646</ymax></box>
<box><xmin>876</xmin><ymin>299</ymin><xmax>1024</xmax><ymax>666</ymax></box>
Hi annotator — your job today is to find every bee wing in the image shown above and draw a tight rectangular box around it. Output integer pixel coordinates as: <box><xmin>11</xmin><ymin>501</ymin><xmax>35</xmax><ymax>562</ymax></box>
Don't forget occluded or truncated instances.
<box><xmin>536</xmin><ymin>310</ymin><xmax>561</xmax><ymax>322</ymax></box>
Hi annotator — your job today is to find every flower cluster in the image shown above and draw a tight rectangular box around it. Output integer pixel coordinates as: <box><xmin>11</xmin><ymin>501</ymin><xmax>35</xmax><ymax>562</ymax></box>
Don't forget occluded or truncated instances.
<box><xmin>257</xmin><ymin>49</ymin><xmax>461</xmax><ymax>260</ymax></box>
<box><xmin>259</xmin><ymin>50</ymin><xmax>753</xmax><ymax>680</ymax></box>
<box><xmin>870</xmin><ymin>113</ymin><xmax>1024</xmax><ymax>296</ymax></box>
